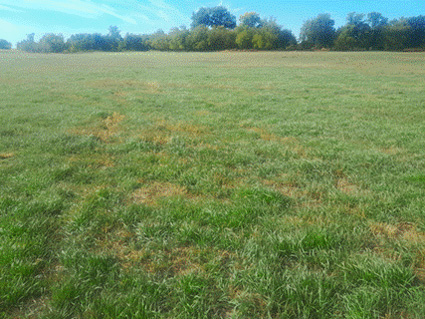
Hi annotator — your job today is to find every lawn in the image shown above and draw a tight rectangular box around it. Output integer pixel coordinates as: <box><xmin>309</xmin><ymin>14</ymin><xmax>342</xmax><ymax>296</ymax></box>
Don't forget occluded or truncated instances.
<box><xmin>1</xmin><ymin>50</ymin><xmax>425</xmax><ymax>318</ymax></box>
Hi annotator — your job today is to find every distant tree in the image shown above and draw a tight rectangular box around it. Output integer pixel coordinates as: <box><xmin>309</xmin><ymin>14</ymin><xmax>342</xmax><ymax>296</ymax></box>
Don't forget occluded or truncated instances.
<box><xmin>383</xmin><ymin>18</ymin><xmax>411</xmax><ymax>51</ymax></box>
<box><xmin>207</xmin><ymin>26</ymin><xmax>236</xmax><ymax>51</ymax></box>
<box><xmin>39</xmin><ymin>33</ymin><xmax>67</xmax><ymax>53</ymax></box>
<box><xmin>334</xmin><ymin>12</ymin><xmax>371</xmax><ymax>50</ymax></box>
<box><xmin>346</xmin><ymin>12</ymin><xmax>366</xmax><ymax>26</ymax></box>
<box><xmin>149</xmin><ymin>30</ymin><xmax>171</xmax><ymax>51</ymax></box>
<box><xmin>367</xmin><ymin>12</ymin><xmax>388</xmax><ymax>29</ymax></box>
<box><xmin>300</xmin><ymin>13</ymin><xmax>336</xmax><ymax>49</ymax></box>
<box><xmin>239</xmin><ymin>12</ymin><xmax>262</xmax><ymax>28</ymax></box>
<box><xmin>366</xmin><ymin>12</ymin><xmax>388</xmax><ymax>50</ymax></box>
<box><xmin>191</xmin><ymin>6</ymin><xmax>236</xmax><ymax>29</ymax></box>
<box><xmin>186</xmin><ymin>25</ymin><xmax>210</xmax><ymax>51</ymax></box>
<box><xmin>106</xmin><ymin>25</ymin><xmax>123</xmax><ymax>51</ymax></box>
<box><xmin>122</xmin><ymin>33</ymin><xmax>150</xmax><ymax>51</ymax></box>
<box><xmin>406</xmin><ymin>15</ymin><xmax>425</xmax><ymax>48</ymax></box>
<box><xmin>67</xmin><ymin>33</ymin><xmax>95</xmax><ymax>51</ymax></box>
<box><xmin>383</xmin><ymin>19</ymin><xmax>411</xmax><ymax>51</ymax></box>
<box><xmin>166</xmin><ymin>27</ymin><xmax>186</xmax><ymax>51</ymax></box>
<box><xmin>17</xmin><ymin>33</ymin><xmax>39</xmax><ymax>52</ymax></box>
<box><xmin>0</xmin><ymin>39</ymin><xmax>12</xmax><ymax>49</ymax></box>
<box><xmin>252</xmin><ymin>19</ymin><xmax>296</xmax><ymax>50</ymax></box>
<box><xmin>235</xmin><ymin>26</ymin><xmax>255</xmax><ymax>49</ymax></box>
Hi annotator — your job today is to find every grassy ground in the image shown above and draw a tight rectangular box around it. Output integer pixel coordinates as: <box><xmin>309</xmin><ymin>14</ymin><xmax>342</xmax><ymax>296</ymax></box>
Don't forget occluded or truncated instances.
<box><xmin>1</xmin><ymin>50</ymin><xmax>425</xmax><ymax>318</ymax></box>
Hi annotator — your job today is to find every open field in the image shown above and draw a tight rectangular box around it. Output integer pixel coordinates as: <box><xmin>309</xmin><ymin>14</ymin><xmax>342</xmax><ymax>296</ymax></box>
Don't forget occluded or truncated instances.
<box><xmin>1</xmin><ymin>50</ymin><xmax>425</xmax><ymax>318</ymax></box>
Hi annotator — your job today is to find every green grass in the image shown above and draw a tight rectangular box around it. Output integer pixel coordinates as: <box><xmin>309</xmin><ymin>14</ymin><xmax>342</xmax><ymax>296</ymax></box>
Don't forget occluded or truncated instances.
<box><xmin>1</xmin><ymin>50</ymin><xmax>425</xmax><ymax>318</ymax></box>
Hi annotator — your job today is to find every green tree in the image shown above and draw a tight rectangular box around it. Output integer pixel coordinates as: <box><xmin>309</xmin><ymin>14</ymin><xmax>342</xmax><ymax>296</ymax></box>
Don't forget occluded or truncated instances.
<box><xmin>366</xmin><ymin>12</ymin><xmax>388</xmax><ymax>50</ymax></box>
<box><xmin>106</xmin><ymin>25</ymin><xmax>123</xmax><ymax>51</ymax></box>
<box><xmin>0</xmin><ymin>39</ymin><xmax>12</xmax><ymax>50</ymax></box>
<box><xmin>168</xmin><ymin>27</ymin><xmax>190</xmax><ymax>51</ymax></box>
<box><xmin>383</xmin><ymin>19</ymin><xmax>411</xmax><ymax>51</ymax></box>
<box><xmin>149</xmin><ymin>30</ymin><xmax>170</xmax><ymax>51</ymax></box>
<box><xmin>334</xmin><ymin>13</ymin><xmax>371</xmax><ymax>51</ymax></box>
<box><xmin>367</xmin><ymin>12</ymin><xmax>388</xmax><ymax>29</ymax></box>
<box><xmin>406</xmin><ymin>16</ymin><xmax>425</xmax><ymax>48</ymax></box>
<box><xmin>186</xmin><ymin>25</ymin><xmax>210</xmax><ymax>51</ymax></box>
<box><xmin>191</xmin><ymin>6</ymin><xmax>236</xmax><ymax>29</ymax></box>
<box><xmin>239</xmin><ymin>12</ymin><xmax>262</xmax><ymax>28</ymax></box>
<box><xmin>39</xmin><ymin>33</ymin><xmax>67</xmax><ymax>53</ymax></box>
<box><xmin>300</xmin><ymin>13</ymin><xmax>336</xmax><ymax>49</ymax></box>
<box><xmin>122</xmin><ymin>33</ymin><xmax>150</xmax><ymax>51</ymax></box>
<box><xmin>235</xmin><ymin>26</ymin><xmax>255</xmax><ymax>49</ymax></box>
<box><xmin>207</xmin><ymin>26</ymin><xmax>236</xmax><ymax>51</ymax></box>
<box><xmin>17</xmin><ymin>33</ymin><xmax>39</xmax><ymax>52</ymax></box>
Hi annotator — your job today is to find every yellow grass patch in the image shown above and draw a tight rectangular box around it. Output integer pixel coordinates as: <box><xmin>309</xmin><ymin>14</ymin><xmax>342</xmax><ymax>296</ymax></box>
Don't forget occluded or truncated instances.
<box><xmin>157</xmin><ymin>119</ymin><xmax>208</xmax><ymax>136</ymax></box>
<box><xmin>336</xmin><ymin>178</ymin><xmax>360</xmax><ymax>195</ymax></box>
<box><xmin>87</xmin><ymin>79</ymin><xmax>162</xmax><ymax>94</ymax></box>
<box><xmin>262</xmin><ymin>179</ymin><xmax>302</xmax><ymax>198</ymax></box>
<box><xmin>139</xmin><ymin>119</ymin><xmax>208</xmax><ymax>144</ymax></box>
<box><xmin>70</xmin><ymin>112</ymin><xmax>125</xmax><ymax>142</ymax></box>
<box><xmin>142</xmin><ymin>246</ymin><xmax>234</xmax><ymax>276</ymax></box>
<box><xmin>243</xmin><ymin>126</ymin><xmax>308</xmax><ymax>157</ymax></box>
<box><xmin>132</xmin><ymin>181</ymin><xmax>187</xmax><ymax>206</ymax></box>
<box><xmin>370</xmin><ymin>222</ymin><xmax>425</xmax><ymax>244</ymax></box>
<box><xmin>0</xmin><ymin>152</ymin><xmax>14</xmax><ymax>159</ymax></box>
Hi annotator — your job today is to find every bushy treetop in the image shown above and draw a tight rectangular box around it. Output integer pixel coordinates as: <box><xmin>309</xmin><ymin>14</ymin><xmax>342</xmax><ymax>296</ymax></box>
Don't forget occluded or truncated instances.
<box><xmin>191</xmin><ymin>6</ymin><xmax>237</xmax><ymax>29</ymax></box>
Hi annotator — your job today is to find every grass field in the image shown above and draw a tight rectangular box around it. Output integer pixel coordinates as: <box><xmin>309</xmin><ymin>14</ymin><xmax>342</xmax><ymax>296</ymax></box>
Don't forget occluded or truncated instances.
<box><xmin>1</xmin><ymin>50</ymin><xmax>425</xmax><ymax>318</ymax></box>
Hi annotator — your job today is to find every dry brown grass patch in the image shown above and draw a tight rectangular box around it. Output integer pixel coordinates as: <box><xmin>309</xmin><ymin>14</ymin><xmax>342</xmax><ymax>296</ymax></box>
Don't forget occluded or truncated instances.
<box><xmin>262</xmin><ymin>179</ymin><xmax>300</xmax><ymax>198</ymax></box>
<box><xmin>336</xmin><ymin>178</ymin><xmax>360</xmax><ymax>195</ymax></box>
<box><xmin>88</xmin><ymin>79</ymin><xmax>162</xmax><ymax>94</ymax></box>
<box><xmin>139</xmin><ymin>119</ymin><xmax>208</xmax><ymax>144</ymax></box>
<box><xmin>132</xmin><ymin>181</ymin><xmax>187</xmax><ymax>206</ymax></box>
<box><xmin>70</xmin><ymin>112</ymin><xmax>125</xmax><ymax>142</ymax></box>
<box><xmin>0</xmin><ymin>152</ymin><xmax>14</xmax><ymax>159</ymax></box>
<box><xmin>370</xmin><ymin>222</ymin><xmax>425</xmax><ymax>244</ymax></box>
<box><xmin>120</xmin><ymin>245</ymin><xmax>235</xmax><ymax>276</ymax></box>
<box><xmin>244</xmin><ymin>126</ymin><xmax>307</xmax><ymax>156</ymax></box>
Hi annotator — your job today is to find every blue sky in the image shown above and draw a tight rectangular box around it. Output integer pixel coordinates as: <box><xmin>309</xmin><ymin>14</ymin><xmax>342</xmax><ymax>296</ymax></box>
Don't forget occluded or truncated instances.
<box><xmin>0</xmin><ymin>0</ymin><xmax>424</xmax><ymax>46</ymax></box>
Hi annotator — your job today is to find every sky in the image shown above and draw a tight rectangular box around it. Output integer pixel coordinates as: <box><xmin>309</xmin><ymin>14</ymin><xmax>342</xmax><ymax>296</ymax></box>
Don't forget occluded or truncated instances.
<box><xmin>0</xmin><ymin>0</ymin><xmax>424</xmax><ymax>46</ymax></box>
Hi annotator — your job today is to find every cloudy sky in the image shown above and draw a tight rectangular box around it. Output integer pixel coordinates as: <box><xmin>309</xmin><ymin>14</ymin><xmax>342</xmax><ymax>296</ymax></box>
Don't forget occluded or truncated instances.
<box><xmin>0</xmin><ymin>0</ymin><xmax>423</xmax><ymax>46</ymax></box>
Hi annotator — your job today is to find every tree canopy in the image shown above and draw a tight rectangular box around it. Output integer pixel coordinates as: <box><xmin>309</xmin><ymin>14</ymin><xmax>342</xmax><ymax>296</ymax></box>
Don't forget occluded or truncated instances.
<box><xmin>0</xmin><ymin>39</ymin><xmax>12</xmax><ymax>50</ymax></box>
<box><xmin>191</xmin><ymin>6</ymin><xmax>237</xmax><ymax>29</ymax></box>
<box><xmin>10</xmin><ymin>9</ymin><xmax>425</xmax><ymax>53</ymax></box>
<box><xmin>300</xmin><ymin>13</ymin><xmax>336</xmax><ymax>49</ymax></box>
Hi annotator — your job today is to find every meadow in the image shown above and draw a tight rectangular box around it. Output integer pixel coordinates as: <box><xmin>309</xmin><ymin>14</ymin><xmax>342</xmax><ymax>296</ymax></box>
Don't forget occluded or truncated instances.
<box><xmin>1</xmin><ymin>50</ymin><xmax>425</xmax><ymax>318</ymax></box>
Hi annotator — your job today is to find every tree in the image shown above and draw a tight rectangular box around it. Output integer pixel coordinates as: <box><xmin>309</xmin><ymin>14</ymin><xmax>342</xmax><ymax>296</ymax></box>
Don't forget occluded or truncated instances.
<box><xmin>39</xmin><ymin>33</ymin><xmax>67</xmax><ymax>53</ymax></box>
<box><xmin>235</xmin><ymin>26</ymin><xmax>255</xmax><ymax>49</ymax></box>
<box><xmin>105</xmin><ymin>25</ymin><xmax>123</xmax><ymax>51</ymax></box>
<box><xmin>383</xmin><ymin>19</ymin><xmax>411</xmax><ymax>51</ymax></box>
<box><xmin>168</xmin><ymin>27</ymin><xmax>190</xmax><ymax>51</ymax></box>
<box><xmin>67</xmin><ymin>33</ymin><xmax>95</xmax><ymax>52</ymax></box>
<box><xmin>191</xmin><ymin>6</ymin><xmax>236</xmax><ymax>29</ymax></box>
<box><xmin>122</xmin><ymin>33</ymin><xmax>150</xmax><ymax>51</ymax></box>
<box><xmin>239</xmin><ymin>12</ymin><xmax>262</xmax><ymax>28</ymax></box>
<box><xmin>0</xmin><ymin>39</ymin><xmax>12</xmax><ymax>50</ymax></box>
<box><xmin>300</xmin><ymin>13</ymin><xmax>336</xmax><ymax>49</ymax></box>
<box><xmin>334</xmin><ymin>12</ymin><xmax>371</xmax><ymax>50</ymax></box>
<box><xmin>367</xmin><ymin>12</ymin><xmax>388</xmax><ymax>29</ymax></box>
<box><xmin>186</xmin><ymin>25</ymin><xmax>210</xmax><ymax>51</ymax></box>
<box><xmin>207</xmin><ymin>26</ymin><xmax>236</xmax><ymax>51</ymax></box>
<box><xmin>366</xmin><ymin>12</ymin><xmax>388</xmax><ymax>50</ymax></box>
<box><xmin>406</xmin><ymin>15</ymin><xmax>425</xmax><ymax>48</ymax></box>
<box><xmin>17</xmin><ymin>33</ymin><xmax>39</xmax><ymax>52</ymax></box>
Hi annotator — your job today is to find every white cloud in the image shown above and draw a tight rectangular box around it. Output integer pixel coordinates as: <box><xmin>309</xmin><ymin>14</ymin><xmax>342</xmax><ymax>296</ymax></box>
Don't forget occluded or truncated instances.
<box><xmin>0</xmin><ymin>0</ymin><xmax>138</xmax><ymax>23</ymax></box>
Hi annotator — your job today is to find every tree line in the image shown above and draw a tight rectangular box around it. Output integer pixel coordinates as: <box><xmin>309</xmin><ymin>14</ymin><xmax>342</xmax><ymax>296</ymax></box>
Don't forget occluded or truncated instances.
<box><xmin>3</xmin><ymin>7</ymin><xmax>425</xmax><ymax>53</ymax></box>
